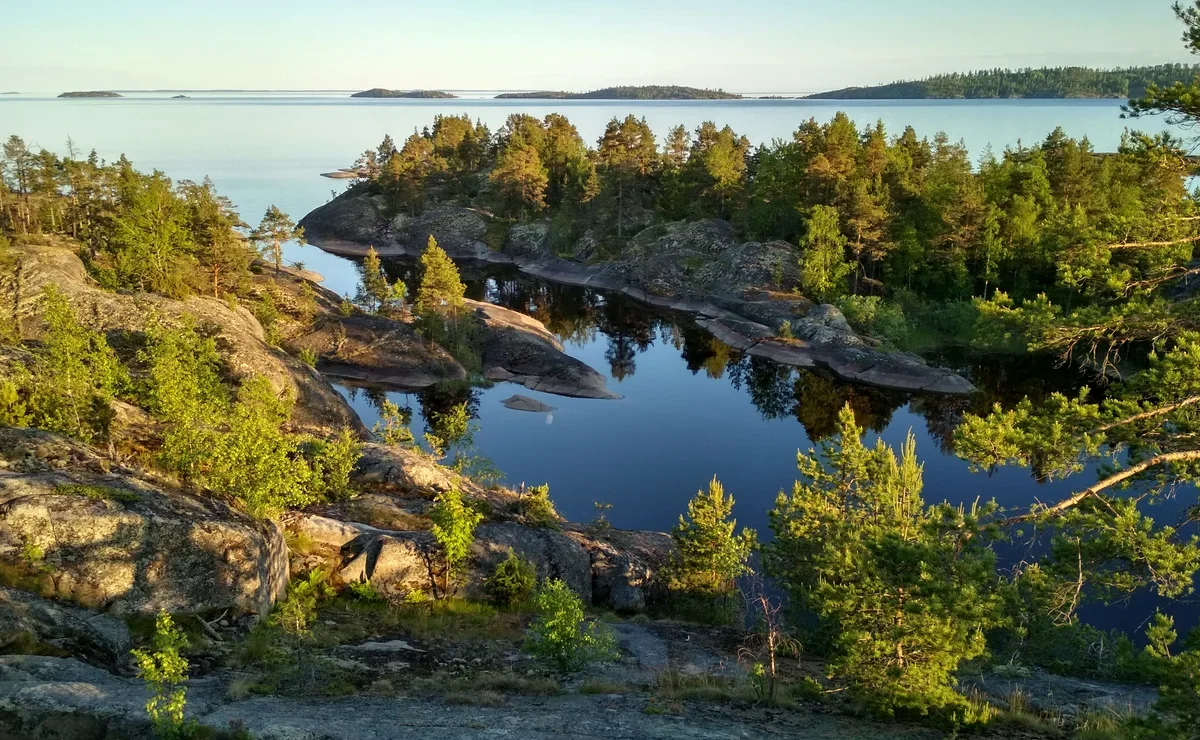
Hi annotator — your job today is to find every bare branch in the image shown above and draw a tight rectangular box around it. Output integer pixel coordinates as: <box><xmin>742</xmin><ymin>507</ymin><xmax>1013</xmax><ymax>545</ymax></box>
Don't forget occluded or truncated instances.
<box><xmin>1091</xmin><ymin>395</ymin><xmax>1200</xmax><ymax>433</ymax></box>
<box><xmin>1003</xmin><ymin>449</ymin><xmax>1200</xmax><ymax>525</ymax></box>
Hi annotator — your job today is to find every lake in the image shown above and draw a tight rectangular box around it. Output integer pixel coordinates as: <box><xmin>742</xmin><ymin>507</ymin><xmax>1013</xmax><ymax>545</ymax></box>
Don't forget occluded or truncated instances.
<box><xmin>2</xmin><ymin>92</ymin><xmax>1191</xmax><ymax>631</ymax></box>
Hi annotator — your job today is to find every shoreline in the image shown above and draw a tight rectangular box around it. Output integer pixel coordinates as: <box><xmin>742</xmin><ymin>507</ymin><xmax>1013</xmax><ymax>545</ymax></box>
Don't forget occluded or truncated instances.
<box><xmin>304</xmin><ymin>231</ymin><xmax>977</xmax><ymax>396</ymax></box>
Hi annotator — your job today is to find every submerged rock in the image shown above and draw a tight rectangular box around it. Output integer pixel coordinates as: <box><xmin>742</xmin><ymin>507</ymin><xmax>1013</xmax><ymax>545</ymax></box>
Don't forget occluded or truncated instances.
<box><xmin>500</xmin><ymin>394</ymin><xmax>556</xmax><ymax>412</ymax></box>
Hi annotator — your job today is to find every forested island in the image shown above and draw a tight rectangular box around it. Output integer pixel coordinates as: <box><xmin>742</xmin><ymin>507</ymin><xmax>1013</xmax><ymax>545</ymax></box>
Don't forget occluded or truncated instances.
<box><xmin>351</xmin><ymin>88</ymin><xmax>458</xmax><ymax>98</ymax></box>
<box><xmin>56</xmin><ymin>90</ymin><xmax>122</xmax><ymax>98</ymax></box>
<box><xmin>806</xmin><ymin>63</ymin><xmax>1200</xmax><ymax>99</ymax></box>
<box><xmin>496</xmin><ymin>85</ymin><xmax>742</xmax><ymax>100</ymax></box>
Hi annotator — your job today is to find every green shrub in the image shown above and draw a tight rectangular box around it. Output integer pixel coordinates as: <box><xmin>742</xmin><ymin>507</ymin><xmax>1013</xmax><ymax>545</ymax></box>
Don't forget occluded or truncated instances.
<box><xmin>297</xmin><ymin>348</ymin><xmax>317</xmax><ymax>367</ymax></box>
<box><xmin>23</xmin><ymin>286</ymin><xmax>126</xmax><ymax>443</ymax></box>
<box><xmin>270</xmin><ymin>569</ymin><xmax>334</xmax><ymax>634</ymax></box>
<box><xmin>131</xmin><ymin>611</ymin><xmax>190</xmax><ymax>737</ymax></box>
<box><xmin>516</xmin><ymin>484</ymin><xmax>559</xmax><ymax>528</ymax></box>
<box><xmin>304</xmin><ymin>428</ymin><xmax>361</xmax><ymax>502</ymax></box>
<box><xmin>667</xmin><ymin>476</ymin><xmax>755</xmax><ymax>602</ymax></box>
<box><xmin>429</xmin><ymin>487</ymin><xmax>483</xmax><ymax>595</ymax></box>
<box><xmin>525</xmin><ymin>578</ymin><xmax>618</xmax><ymax>671</ymax></box>
<box><xmin>834</xmin><ymin>294</ymin><xmax>910</xmax><ymax>347</ymax></box>
<box><xmin>484</xmin><ymin>549</ymin><xmax>536</xmax><ymax>608</ymax></box>
<box><xmin>347</xmin><ymin>580</ymin><xmax>385</xmax><ymax>603</ymax></box>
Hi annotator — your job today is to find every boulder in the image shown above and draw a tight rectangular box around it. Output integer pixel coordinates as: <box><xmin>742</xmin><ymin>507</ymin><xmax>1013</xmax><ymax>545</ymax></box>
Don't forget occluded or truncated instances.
<box><xmin>568</xmin><ymin>528</ymin><xmax>673</xmax><ymax>613</ymax></box>
<box><xmin>0</xmin><ymin>587</ymin><xmax>133</xmax><ymax>671</ymax></box>
<box><xmin>5</xmin><ymin>242</ymin><xmax>364</xmax><ymax>436</ymax></box>
<box><xmin>0</xmin><ymin>430</ymin><xmax>288</xmax><ymax>617</ymax></box>
<box><xmin>297</xmin><ymin>191</ymin><xmax>385</xmax><ymax>243</ymax></box>
<box><xmin>331</xmin><ymin>521</ymin><xmax>593</xmax><ymax>603</ymax></box>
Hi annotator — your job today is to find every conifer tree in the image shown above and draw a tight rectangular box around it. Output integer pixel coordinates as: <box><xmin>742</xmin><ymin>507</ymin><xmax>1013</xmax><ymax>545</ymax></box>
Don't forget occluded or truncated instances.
<box><xmin>414</xmin><ymin>236</ymin><xmax>466</xmax><ymax>334</ymax></box>
<box><xmin>799</xmin><ymin>205</ymin><xmax>852</xmax><ymax>302</ymax></box>
<box><xmin>490</xmin><ymin>144</ymin><xmax>548</xmax><ymax>217</ymax></box>
<box><xmin>767</xmin><ymin>404</ymin><xmax>1003</xmax><ymax>714</ymax></box>
<box><xmin>251</xmin><ymin>205</ymin><xmax>305</xmax><ymax>275</ymax></box>
<box><xmin>669</xmin><ymin>476</ymin><xmax>756</xmax><ymax>598</ymax></box>
<box><xmin>354</xmin><ymin>246</ymin><xmax>406</xmax><ymax>314</ymax></box>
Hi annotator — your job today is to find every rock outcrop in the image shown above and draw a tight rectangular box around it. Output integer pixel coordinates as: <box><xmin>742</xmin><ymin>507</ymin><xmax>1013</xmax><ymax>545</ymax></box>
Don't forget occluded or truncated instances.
<box><xmin>470</xmin><ymin>300</ymin><xmax>621</xmax><ymax>399</ymax></box>
<box><xmin>300</xmin><ymin>197</ymin><xmax>976</xmax><ymax>395</ymax></box>
<box><xmin>284</xmin><ymin>314</ymin><xmax>468</xmax><ymax>389</ymax></box>
<box><xmin>0</xmin><ymin>587</ymin><xmax>133</xmax><ymax>671</ymax></box>
<box><xmin>0</xmin><ymin>428</ymin><xmax>288</xmax><ymax>617</ymax></box>
<box><xmin>4</xmin><ymin>241</ymin><xmax>365</xmax><ymax>434</ymax></box>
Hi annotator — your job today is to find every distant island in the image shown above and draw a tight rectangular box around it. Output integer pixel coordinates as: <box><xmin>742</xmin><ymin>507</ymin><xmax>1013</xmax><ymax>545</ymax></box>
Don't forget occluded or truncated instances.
<box><xmin>57</xmin><ymin>90</ymin><xmax>123</xmax><ymax>98</ymax></box>
<box><xmin>495</xmin><ymin>85</ymin><xmax>742</xmax><ymax>100</ymax></box>
<box><xmin>1</xmin><ymin>92</ymin><xmax>18</xmax><ymax>95</ymax></box>
<box><xmin>806</xmin><ymin>64</ymin><xmax>1200</xmax><ymax>99</ymax></box>
<box><xmin>171</xmin><ymin>95</ymin><xmax>190</xmax><ymax>99</ymax></box>
<box><xmin>350</xmin><ymin>88</ymin><xmax>457</xmax><ymax>99</ymax></box>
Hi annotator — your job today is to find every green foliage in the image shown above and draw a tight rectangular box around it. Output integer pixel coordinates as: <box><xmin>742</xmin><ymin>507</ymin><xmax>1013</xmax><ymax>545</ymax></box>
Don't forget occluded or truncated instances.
<box><xmin>353</xmin><ymin>246</ymin><xmax>406</xmax><ymax>314</ymax></box>
<box><xmin>798</xmin><ymin>205</ymin><xmax>852</xmax><ymax>302</ymax></box>
<box><xmin>131</xmin><ymin>611</ymin><xmax>190</xmax><ymax>737</ymax></box>
<box><xmin>766</xmin><ymin>404</ymin><xmax>1004</xmax><ymax>716</ymax></box>
<box><xmin>251</xmin><ymin>205</ymin><xmax>304</xmax><ymax>275</ymax></box>
<box><xmin>667</xmin><ymin>476</ymin><xmax>756</xmax><ymax>604</ymax></box>
<box><xmin>373</xmin><ymin>398</ymin><xmax>415</xmax><ymax>447</ymax></box>
<box><xmin>270</xmin><ymin>569</ymin><xmax>334</xmax><ymax>634</ymax></box>
<box><xmin>347</xmin><ymin>580</ymin><xmax>385</xmax><ymax>603</ymax></box>
<box><xmin>525</xmin><ymin>578</ymin><xmax>618</xmax><ymax>671</ymax></box>
<box><xmin>54</xmin><ymin>482</ymin><xmax>139</xmax><ymax>503</ymax></box>
<box><xmin>296</xmin><ymin>347</ymin><xmax>317</xmax><ymax>367</ymax></box>
<box><xmin>414</xmin><ymin>236</ymin><xmax>466</xmax><ymax>319</ymax></box>
<box><xmin>515</xmin><ymin>483</ymin><xmax>559</xmax><ymax>528</ymax></box>
<box><xmin>141</xmin><ymin>321</ymin><xmax>360</xmax><ymax>519</ymax></box>
<box><xmin>483</xmin><ymin>549</ymin><xmax>537</xmax><ymax>607</ymax></box>
<box><xmin>21</xmin><ymin>287</ymin><xmax>125</xmax><ymax>443</ymax></box>
<box><xmin>834</xmin><ymin>295</ymin><xmax>911</xmax><ymax>347</ymax></box>
<box><xmin>429</xmin><ymin>486</ymin><xmax>482</xmax><ymax>593</ymax></box>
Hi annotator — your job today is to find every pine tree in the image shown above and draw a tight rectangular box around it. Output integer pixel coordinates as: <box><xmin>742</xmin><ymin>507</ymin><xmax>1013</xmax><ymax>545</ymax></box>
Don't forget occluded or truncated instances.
<box><xmin>354</xmin><ymin>246</ymin><xmax>405</xmax><ymax>314</ymax></box>
<box><xmin>766</xmin><ymin>404</ymin><xmax>1003</xmax><ymax>714</ymax></box>
<box><xmin>251</xmin><ymin>205</ymin><xmax>305</xmax><ymax>275</ymax></box>
<box><xmin>669</xmin><ymin>476</ymin><xmax>756</xmax><ymax>598</ymax></box>
<box><xmin>490</xmin><ymin>144</ymin><xmax>548</xmax><ymax>217</ymax></box>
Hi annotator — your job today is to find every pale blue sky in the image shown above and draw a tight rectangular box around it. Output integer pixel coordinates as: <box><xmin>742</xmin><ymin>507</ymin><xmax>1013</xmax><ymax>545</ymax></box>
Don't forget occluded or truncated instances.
<box><xmin>1</xmin><ymin>0</ymin><xmax>1192</xmax><ymax>92</ymax></box>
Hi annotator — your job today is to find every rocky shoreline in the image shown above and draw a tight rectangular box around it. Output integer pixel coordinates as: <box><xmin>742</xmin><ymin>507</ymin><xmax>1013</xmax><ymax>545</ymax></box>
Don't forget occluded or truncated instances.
<box><xmin>299</xmin><ymin>196</ymin><xmax>976</xmax><ymax>395</ymax></box>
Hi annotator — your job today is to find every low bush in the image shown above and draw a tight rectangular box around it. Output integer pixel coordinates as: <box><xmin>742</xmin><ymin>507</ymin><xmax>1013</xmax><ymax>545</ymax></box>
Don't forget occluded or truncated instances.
<box><xmin>525</xmin><ymin>579</ymin><xmax>618</xmax><ymax>672</ymax></box>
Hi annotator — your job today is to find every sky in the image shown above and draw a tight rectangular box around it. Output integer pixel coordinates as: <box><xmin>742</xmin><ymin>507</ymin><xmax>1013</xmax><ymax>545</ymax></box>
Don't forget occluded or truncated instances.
<box><xmin>1</xmin><ymin>0</ymin><xmax>1194</xmax><ymax>93</ymax></box>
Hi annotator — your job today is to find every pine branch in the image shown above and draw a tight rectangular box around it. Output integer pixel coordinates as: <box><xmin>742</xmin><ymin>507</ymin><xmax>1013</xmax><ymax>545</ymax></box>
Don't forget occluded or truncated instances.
<box><xmin>1003</xmin><ymin>449</ymin><xmax>1200</xmax><ymax>525</ymax></box>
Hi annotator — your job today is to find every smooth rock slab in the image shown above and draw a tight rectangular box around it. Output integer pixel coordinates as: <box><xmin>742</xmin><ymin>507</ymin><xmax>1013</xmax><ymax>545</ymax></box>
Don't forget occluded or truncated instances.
<box><xmin>500</xmin><ymin>395</ymin><xmax>556</xmax><ymax>413</ymax></box>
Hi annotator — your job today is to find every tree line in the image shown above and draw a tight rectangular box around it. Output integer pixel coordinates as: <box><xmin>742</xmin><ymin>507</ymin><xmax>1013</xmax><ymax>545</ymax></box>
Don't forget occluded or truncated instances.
<box><xmin>806</xmin><ymin>64</ymin><xmax>1200</xmax><ymax>100</ymax></box>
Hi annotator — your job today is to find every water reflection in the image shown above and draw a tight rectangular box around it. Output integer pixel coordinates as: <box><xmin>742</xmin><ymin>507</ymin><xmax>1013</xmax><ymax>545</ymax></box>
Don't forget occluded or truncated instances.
<box><xmin>448</xmin><ymin>266</ymin><xmax>1088</xmax><ymax>447</ymax></box>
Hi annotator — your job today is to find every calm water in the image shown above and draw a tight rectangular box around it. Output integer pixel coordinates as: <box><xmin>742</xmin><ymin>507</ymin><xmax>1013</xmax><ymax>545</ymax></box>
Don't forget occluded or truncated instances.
<box><xmin>3</xmin><ymin>92</ymin><xmax>1192</xmax><ymax>631</ymax></box>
